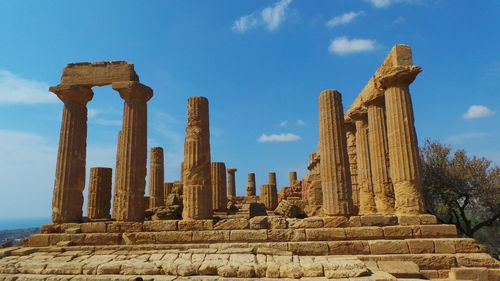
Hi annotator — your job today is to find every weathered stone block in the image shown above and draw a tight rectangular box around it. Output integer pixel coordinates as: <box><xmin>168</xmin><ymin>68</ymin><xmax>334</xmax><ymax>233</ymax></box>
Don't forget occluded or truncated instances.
<box><xmin>348</xmin><ymin>216</ymin><xmax>362</xmax><ymax>227</ymax></box>
<box><xmin>455</xmin><ymin>253</ymin><xmax>500</xmax><ymax>268</ymax></box>
<box><xmin>305</xmin><ymin>228</ymin><xmax>346</xmax><ymax>241</ymax></box>
<box><xmin>345</xmin><ymin>226</ymin><xmax>383</xmax><ymax>239</ymax></box>
<box><xmin>418</xmin><ymin>214</ymin><xmax>437</xmax><ymax>224</ymax></box>
<box><xmin>143</xmin><ymin>220</ymin><xmax>178</xmax><ymax>231</ymax></box>
<box><xmin>49</xmin><ymin>234</ymin><xmax>84</xmax><ymax>245</ymax></box>
<box><xmin>383</xmin><ymin>225</ymin><xmax>414</xmax><ymax>238</ymax></box>
<box><xmin>26</xmin><ymin>234</ymin><xmax>50</xmax><ymax>247</ymax></box>
<box><xmin>249</xmin><ymin>216</ymin><xmax>268</xmax><ymax>229</ymax></box>
<box><xmin>449</xmin><ymin>267</ymin><xmax>489</xmax><ymax>281</ymax></box>
<box><xmin>434</xmin><ymin>239</ymin><xmax>456</xmax><ymax>254</ymax></box>
<box><xmin>178</xmin><ymin>220</ymin><xmax>213</xmax><ymax>231</ymax></box>
<box><xmin>80</xmin><ymin>222</ymin><xmax>108</xmax><ymax>233</ymax></box>
<box><xmin>288</xmin><ymin>217</ymin><xmax>323</xmax><ymax>228</ymax></box>
<box><xmin>377</xmin><ymin>261</ymin><xmax>421</xmax><ymax>278</ymax></box>
<box><xmin>268</xmin><ymin>216</ymin><xmax>287</xmax><ymax>229</ymax></box>
<box><xmin>360</xmin><ymin>214</ymin><xmax>398</xmax><ymax>226</ymax></box>
<box><xmin>192</xmin><ymin>230</ymin><xmax>229</xmax><ymax>242</ymax></box>
<box><xmin>420</xmin><ymin>225</ymin><xmax>457</xmax><ymax>237</ymax></box>
<box><xmin>156</xmin><ymin>231</ymin><xmax>193</xmax><ymax>243</ymax></box>
<box><xmin>213</xmin><ymin>219</ymin><xmax>249</xmax><ymax>230</ymax></box>
<box><xmin>40</xmin><ymin>224</ymin><xmax>59</xmax><ymax>233</ymax></box>
<box><xmin>230</xmin><ymin>230</ymin><xmax>267</xmax><ymax>241</ymax></box>
<box><xmin>60</xmin><ymin>61</ymin><xmax>139</xmax><ymax>87</ymax></box>
<box><xmin>83</xmin><ymin>233</ymin><xmax>121</xmax><ymax>245</ymax></box>
<box><xmin>328</xmin><ymin>241</ymin><xmax>370</xmax><ymax>255</ymax></box>
<box><xmin>107</xmin><ymin>222</ymin><xmax>143</xmax><ymax>233</ymax></box>
<box><xmin>398</xmin><ymin>215</ymin><xmax>421</xmax><ymax>225</ymax></box>
<box><xmin>407</xmin><ymin>239</ymin><xmax>435</xmax><ymax>254</ymax></box>
<box><xmin>454</xmin><ymin>238</ymin><xmax>487</xmax><ymax>253</ymax></box>
<box><xmin>288</xmin><ymin>241</ymin><xmax>328</xmax><ymax>255</ymax></box>
<box><xmin>268</xmin><ymin>229</ymin><xmax>305</xmax><ymax>242</ymax></box>
<box><xmin>322</xmin><ymin>216</ymin><xmax>348</xmax><ymax>228</ymax></box>
<box><xmin>122</xmin><ymin>232</ymin><xmax>155</xmax><ymax>245</ymax></box>
<box><xmin>369</xmin><ymin>240</ymin><xmax>409</xmax><ymax>254</ymax></box>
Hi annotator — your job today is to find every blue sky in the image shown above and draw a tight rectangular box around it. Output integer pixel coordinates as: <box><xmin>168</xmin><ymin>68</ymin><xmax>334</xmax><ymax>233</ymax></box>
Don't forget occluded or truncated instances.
<box><xmin>0</xmin><ymin>0</ymin><xmax>498</xmax><ymax>218</ymax></box>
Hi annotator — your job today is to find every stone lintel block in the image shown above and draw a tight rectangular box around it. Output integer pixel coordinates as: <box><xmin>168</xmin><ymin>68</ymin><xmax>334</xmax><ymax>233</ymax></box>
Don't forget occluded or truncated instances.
<box><xmin>49</xmin><ymin>234</ymin><xmax>85</xmax><ymax>246</ymax></box>
<box><xmin>287</xmin><ymin>241</ymin><xmax>329</xmax><ymax>255</ymax></box>
<box><xmin>383</xmin><ymin>225</ymin><xmax>414</xmax><ymax>238</ymax></box>
<box><xmin>267</xmin><ymin>229</ymin><xmax>305</xmax><ymax>242</ymax></box>
<box><xmin>26</xmin><ymin>234</ymin><xmax>50</xmax><ymax>247</ymax></box>
<box><xmin>230</xmin><ymin>230</ymin><xmax>267</xmax><ymax>242</ymax></box>
<box><xmin>107</xmin><ymin>222</ymin><xmax>143</xmax><ymax>233</ymax></box>
<box><xmin>178</xmin><ymin>220</ymin><xmax>214</xmax><ymax>231</ymax></box>
<box><xmin>122</xmin><ymin>232</ymin><xmax>155</xmax><ymax>245</ymax></box>
<box><xmin>345</xmin><ymin>226</ymin><xmax>384</xmax><ymax>240</ymax></box>
<box><xmin>322</xmin><ymin>216</ymin><xmax>348</xmax><ymax>228</ymax></box>
<box><xmin>434</xmin><ymin>239</ymin><xmax>456</xmax><ymax>254</ymax></box>
<box><xmin>369</xmin><ymin>240</ymin><xmax>409</xmax><ymax>254</ymax></box>
<box><xmin>80</xmin><ymin>222</ymin><xmax>108</xmax><ymax>233</ymax></box>
<box><xmin>143</xmin><ymin>220</ymin><xmax>178</xmax><ymax>231</ymax></box>
<box><xmin>449</xmin><ymin>267</ymin><xmax>489</xmax><ymax>281</ymax></box>
<box><xmin>328</xmin><ymin>241</ymin><xmax>370</xmax><ymax>255</ymax></box>
<box><xmin>407</xmin><ymin>239</ymin><xmax>435</xmax><ymax>254</ymax></box>
<box><xmin>377</xmin><ymin>261</ymin><xmax>421</xmax><ymax>278</ymax></box>
<box><xmin>84</xmin><ymin>233</ymin><xmax>122</xmax><ymax>245</ymax></box>
<box><xmin>419</xmin><ymin>225</ymin><xmax>457</xmax><ymax>237</ymax></box>
<box><xmin>454</xmin><ymin>238</ymin><xmax>487</xmax><ymax>253</ymax></box>
<box><xmin>360</xmin><ymin>214</ymin><xmax>398</xmax><ymax>226</ymax></box>
<box><xmin>348</xmin><ymin>216</ymin><xmax>362</xmax><ymax>227</ymax></box>
<box><xmin>60</xmin><ymin>61</ymin><xmax>139</xmax><ymax>87</ymax></box>
<box><xmin>192</xmin><ymin>230</ymin><xmax>230</xmax><ymax>242</ymax></box>
<box><xmin>455</xmin><ymin>253</ymin><xmax>500</xmax><ymax>268</ymax></box>
<box><xmin>213</xmin><ymin>219</ymin><xmax>250</xmax><ymax>230</ymax></box>
<box><xmin>397</xmin><ymin>215</ymin><xmax>421</xmax><ymax>225</ymax></box>
<box><xmin>305</xmin><ymin>228</ymin><xmax>346</xmax><ymax>241</ymax></box>
<box><xmin>155</xmin><ymin>231</ymin><xmax>193</xmax><ymax>243</ymax></box>
<box><xmin>418</xmin><ymin>214</ymin><xmax>438</xmax><ymax>224</ymax></box>
<box><xmin>288</xmin><ymin>217</ymin><xmax>324</xmax><ymax>228</ymax></box>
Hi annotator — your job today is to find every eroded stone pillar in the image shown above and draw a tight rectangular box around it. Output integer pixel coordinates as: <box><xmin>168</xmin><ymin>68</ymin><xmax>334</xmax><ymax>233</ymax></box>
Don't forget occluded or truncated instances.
<box><xmin>211</xmin><ymin>162</ymin><xmax>227</xmax><ymax>211</ymax></box>
<box><xmin>345</xmin><ymin>121</ymin><xmax>359</xmax><ymax>214</ymax></box>
<box><xmin>50</xmin><ymin>85</ymin><xmax>93</xmax><ymax>223</ymax></box>
<box><xmin>149</xmin><ymin>147</ymin><xmax>165</xmax><ymax>208</ymax></box>
<box><xmin>246</xmin><ymin>173</ymin><xmax>256</xmax><ymax>196</ymax></box>
<box><xmin>182</xmin><ymin>97</ymin><xmax>213</xmax><ymax>219</ymax></box>
<box><xmin>268</xmin><ymin>172</ymin><xmax>277</xmax><ymax>186</ymax></box>
<box><xmin>164</xmin><ymin>182</ymin><xmax>173</xmax><ymax>196</ymax></box>
<box><xmin>376</xmin><ymin>66</ymin><xmax>424</xmax><ymax>214</ymax></box>
<box><xmin>260</xmin><ymin>184</ymin><xmax>278</xmax><ymax>210</ymax></box>
<box><xmin>87</xmin><ymin>167</ymin><xmax>112</xmax><ymax>220</ymax></box>
<box><xmin>367</xmin><ymin>97</ymin><xmax>395</xmax><ymax>214</ymax></box>
<box><xmin>289</xmin><ymin>171</ymin><xmax>297</xmax><ymax>186</ymax></box>
<box><xmin>318</xmin><ymin>90</ymin><xmax>353</xmax><ymax>215</ymax></box>
<box><xmin>227</xmin><ymin>168</ymin><xmax>237</xmax><ymax>199</ymax></box>
<box><xmin>353</xmin><ymin>114</ymin><xmax>377</xmax><ymax>214</ymax></box>
<box><xmin>112</xmin><ymin>81</ymin><xmax>152</xmax><ymax>221</ymax></box>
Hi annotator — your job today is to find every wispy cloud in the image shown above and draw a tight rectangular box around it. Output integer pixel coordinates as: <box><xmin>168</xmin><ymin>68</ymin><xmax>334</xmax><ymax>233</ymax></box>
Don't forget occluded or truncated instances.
<box><xmin>87</xmin><ymin>107</ymin><xmax>122</xmax><ymax>126</ymax></box>
<box><xmin>232</xmin><ymin>0</ymin><xmax>293</xmax><ymax>33</ymax></box>
<box><xmin>393</xmin><ymin>16</ymin><xmax>406</xmax><ymax>24</ymax></box>
<box><xmin>279</xmin><ymin>120</ymin><xmax>305</xmax><ymax>127</ymax></box>
<box><xmin>279</xmin><ymin>121</ymin><xmax>288</xmax><ymax>127</ymax></box>
<box><xmin>325</xmin><ymin>11</ymin><xmax>365</xmax><ymax>28</ymax></box>
<box><xmin>365</xmin><ymin>0</ymin><xmax>421</xmax><ymax>8</ymax></box>
<box><xmin>462</xmin><ymin>105</ymin><xmax>496</xmax><ymax>119</ymax></box>
<box><xmin>258</xmin><ymin>133</ymin><xmax>301</xmax><ymax>143</ymax></box>
<box><xmin>0</xmin><ymin>69</ymin><xmax>57</xmax><ymax>105</ymax></box>
<box><xmin>445</xmin><ymin>132</ymin><xmax>491</xmax><ymax>145</ymax></box>
<box><xmin>296</xmin><ymin>119</ymin><xmax>305</xmax><ymax>126</ymax></box>
<box><xmin>328</xmin><ymin>36</ymin><xmax>376</xmax><ymax>55</ymax></box>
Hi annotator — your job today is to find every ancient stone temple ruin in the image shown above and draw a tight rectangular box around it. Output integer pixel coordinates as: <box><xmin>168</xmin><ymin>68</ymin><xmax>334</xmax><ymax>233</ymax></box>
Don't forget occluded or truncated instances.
<box><xmin>1</xmin><ymin>45</ymin><xmax>498</xmax><ymax>280</ymax></box>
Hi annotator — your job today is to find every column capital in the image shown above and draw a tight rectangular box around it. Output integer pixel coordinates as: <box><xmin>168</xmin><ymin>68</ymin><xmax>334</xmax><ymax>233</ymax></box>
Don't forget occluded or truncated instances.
<box><xmin>344</xmin><ymin>120</ymin><xmax>356</xmax><ymax>132</ymax></box>
<box><xmin>49</xmin><ymin>84</ymin><xmax>93</xmax><ymax>104</ymax></box>
<box><xmin>227</xmin><ymin>168</ymin><xmax>237</xmax><ymax>173</ymax></box>
<box><xmin>350</xmin><ymin>112</ymin><xmax>368</xmax><ymax>122</ymax></box>
<box><xmin>112</xmin><ymin>81</ymin><xmax>153</xmax><ymax>101</ymax></box>
<box><xmin>375</xmin><ymin>65</ymin><xmax>422</xmax><ymax>90</ymax></box>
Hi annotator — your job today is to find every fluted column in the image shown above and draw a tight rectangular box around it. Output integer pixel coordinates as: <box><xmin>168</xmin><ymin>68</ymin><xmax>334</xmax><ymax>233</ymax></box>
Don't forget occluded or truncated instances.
<box><xmin>353</xmin><ymin>114</ymin><xmax>377</xmax><ymax>214</ymax></box>
<box><xmin>211</xmin><ymin>162</ymin><xmax>227</xmax><ymax>211</ymax></box>
<box><xmin>367</xmin><ymin>97</ymin><xmax>395</xmax><ymax>214</ymax></box>
<box><xmin>227</xmin><ymin>168</ymin><xmax>237</xmax><ymax>199</ymax></box>
<box><xmin>318</xmin><ymin>90</ymin><xmax>353</xmax><ymax>215</ymax></box>
<box><xmin>164</xmin><ymin>182</ymin><xmax>173</xmax><ymax>196</ymax></box>
<box><xmin>268</xmin><ymin>172</ymin><xmax>277</xmax><ymax>186</ymax></box>
<box><xmin>148</xmin><ymin>147</ymin><xmax>165</xmax><ymax>208</ymax></box>
<box><xmin>182</xmin><ymin>97</ymin><xmax>213</xmax><ymax>219</ymax></box>
<box><xmin>112</xmin><ymin>81</ymin><xmax>152</xmax><ymax>221</ymax></box>
<box><xmin>376</xmin><ymin>66</ymin><xmax>424</xmax><ymax>214</ymax></box>
<box><xmin>260</xmin><ymin>184</ymin><xmax>278</xmax><ymax>210</ymax></box>
<box><xmin>345</xmin><ymin>121</ymin><xmax>359</xmax><ymax>214</ymax></box>
<box><xmin>50</xmin><ymin>85</ymin><xmax>93</xmax><ymax>223</ymax></box>
<box><xmin>246</xmin><ymin>173</ymin><xmax>256</xmax><ymax>196</ymax></box>
<box><xmin>289</xmin><ymin>171</ymin><xmax>297</xmax><ymax>186</ymax></box>
<box><xmin>87</xmin><ymin>167</ymin><xmax>112</xmax><ymax>220</ymax></box>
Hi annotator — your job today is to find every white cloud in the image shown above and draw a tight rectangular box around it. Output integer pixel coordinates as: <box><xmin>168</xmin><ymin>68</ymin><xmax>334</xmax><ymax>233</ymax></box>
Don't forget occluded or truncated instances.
<box><xmin>463</xmin><ymin>105</ymin><xmax>496</xmax><ymax>119</ymax></box>
<box><xmin>393</xmin><ymin>16</ymin><xmax>406</xmax><ymax>24</ymax></box>
<box><xmin>445</xmin><ymin>132</ymin><xmax>491</xmax><ymax>145</ymax></box>
<box><xmin>366</xmin><ymin>0</ymin><xmax>421</xmax><ymax>8</ymax></box>
<box><xmin>258</xmin><ymin>133</ymin><xmax>301</xmax><ymax>143</ymax></box>
<box><xmin>88</xmin><ymin>107</ymin><xmax>122</xmax><ymax>126</ymax></box>
<box><xmin>328</xmin><ymin>36</ymin><xmax>376</xmax><ymax>55</ymax></box>
<box><xmin>325</xmin><ymin>11</ymin><xmax>365</xmax><ymax>28</ymax></box>
<box><xmin>279</xmin><ymin>121</ymin><xmax>288</xmax><ymax>127</ymax></box>
<box><xmin>232</xmin><ymin>0</ymin><xmax>293</xmax><ymax>33</ymax></box>
<box><xmin>296</xmin><ymin>119</ymin><xmax>305</xmax><ymax>126</ymax></box>
<box><xmin>0</xmin><ymin>69</ymin><xmax>57</xmax><ymax>105</ymax></box>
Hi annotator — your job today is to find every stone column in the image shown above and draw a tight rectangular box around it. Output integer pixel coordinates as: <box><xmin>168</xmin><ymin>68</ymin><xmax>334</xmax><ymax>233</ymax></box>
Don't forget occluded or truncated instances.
<box><xmin>260</xmin><ymin>184</ymin><xmax>278</xmax><ymax>210</ymax></box>
<box><xmin>182</xmin><ymin>96</ymin><xmax>213</xmax><ymax>219</ymax></box>
<box><xmin>289</xmin><ymin>171</ymin><xmax>297</xmax><ymax>186</ymax></box>
<box><xmin>50</xmin><ymin>85</ymin><xmax>93</xmax><ymax>223</ymax></box>
<box><xmin>318</xmin><ymin>90</ymin><xmax>353</xmax><ymax>215</ymax></box>
<box><xmin>246</xmin><ymin>173</ymin><xmax>256</xmax><ymax>196</ymax></box>
<box><xmin>367</xmin><ymin>97</ymin><xmax>395</xmax><ymax>214</ymax></box>
<box><xmin>87</xmin><ymin>167</ymin><xmax>112</xmax><ymax>220</ymax></box>
<box><xmin>112</xmin><ymin>81</ymin><xmax>152</xmax><ymax>221</ymax></box>
<box><xmin>227</xmin><ymin>168</ymin><xmax>237</xmax><ymax>199</ymax></box>
<box><xmin>164</xmin><ymin>182</ymin><xmax>173</xmax><ymax>196</ymax></box>
<box><xmin>353</xmin><ymin>114</ymin><xmax>377</xmax><ymax>214</ymax></box>
<box><xmin>345</xmin><ymin>121</ymin><xmax>359</xmax><ymax>214</ymax></box>
<box><xmin>268</xmin><ymin>172</ymin><xmax>277</xmax><ymax>186</ymax></box>
<box><xmin>211</xmin><ymin>162</ymin><xmax>227</xmax><ymax>211</ymax></box>
<box><xmin>148</xmin><ymin>147</ymin><xmax>165</xmax><ymax>208</ymax></box>
<box><xmin>376</xmin><ymin>66</ymin><xmax>424</xmax><ymax>214</ymax></box>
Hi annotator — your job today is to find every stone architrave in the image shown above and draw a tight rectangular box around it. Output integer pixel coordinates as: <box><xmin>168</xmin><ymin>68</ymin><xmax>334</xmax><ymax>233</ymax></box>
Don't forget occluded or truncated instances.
<box><xmin>318</xmin><ymin>90</ymin><xmax>353</xmax><ymax>215</ymax></box>
<box><xmin>148</xmin><ymin>147</ymin><xmax>165</xmax><ymax>208</ymax></box>
<box><xmin>50</xmin><ymin>85</ymin><xmax>94</xmax><ymax>223</ymax></box>
<box><xmin>376</xmin><ymin>66</ymin><xmax>424</xmax><ymax>214</ymax></box>
<box><xmin>289</xmin><ymin>171</ymin><xmax>297</xmax><ymax>186</ymax></box>
<box><xmin>211</xmin><ymin>162</ymin><xmax>227</xmax><ymax>211</ymax></box>
<box><xmin>227</xmin><ymin>168</ymin><xmax>237</xmax><ymax>199</ymax></box>
<box><xmin>246</xmin><ymin>173</ymin><xmax>256</xmax><ymax>196</ymax></box>
<box><xmin>268</xmin><ymin>172</ymin><xmax>277</xmax><ymax>186</ymax></box>
<box><xmin>87</xmin><ymin>167</ymin><xmax>112</xmax><ymax>220</ymax></box>
<box><xmin>366</xmin><ymin>97</ymin><xmax>395</xmax><ymax>214</ymax></box>
<box><xmin>352</xmin><ymin>113</ymin><xmax>377</xmax><ymax>214</ymax></box>
<box><xmin>345</xmin><ymin>121</ymin><xmax>359</xmax><ymax>214</ymax></box>
<box><xmin>182</xmin><ymin>97</ymin><xmax>213</xmax><ymax>219</ymax></box>
<box><xmin>112</xmin><ymin>81</ymin><xmax>153</xmax><ymax>222</ymax></box>
<box><xmin>260</xmin><ymin>184</ymin><xmax>278</xmax><ymax>210</ymax></box>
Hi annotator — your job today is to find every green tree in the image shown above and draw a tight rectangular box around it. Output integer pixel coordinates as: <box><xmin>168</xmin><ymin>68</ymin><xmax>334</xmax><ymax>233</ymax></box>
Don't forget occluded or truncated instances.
<box><xmin>420</xmin><ymin>139</ymin><xmax>500</xmax><ymax>239</ymax></box>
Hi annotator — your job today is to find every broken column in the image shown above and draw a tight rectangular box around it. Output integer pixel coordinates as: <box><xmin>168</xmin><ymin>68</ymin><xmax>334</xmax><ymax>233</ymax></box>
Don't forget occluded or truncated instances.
<box><xmin>112</xmin><ymin>81</ymin><xmax>153</xmax><ymax>222</ymax></box>
<box><xmin>227</xmin><ymin>168</ymin><xmax>237</xmax><ymax>199</ymax></box>
<box><xmin>246</xmin><ymin>173</ymin><xmax>256</xmax><ymax>196</ymax></box>
<box><xmin>376</xmin><ymin>66</ymin><xmax>424</xmax><ymax>214</ymax></box>
<box><xmin>182</xmin><ymin>96</ymin><xmax>213</xmax><ymax>219</ymax></box>
<box><xmin>211</xmin><ymin>162</ymin><xmax>227</xmax><ymax>211</ymax></box>
<box><xmin>352</xmin><ymin>113</ymin><xmax>377</xmax><ymax>214</ymax></box>
<box><xmin>268</xmin><ymin>172</ymin><xmax>277</xmax><ymax>186</ymax></box>
<box><xmin>318</xmin><ymin>90</ymin><xmax>353</xmax><ymax>216</ymax></box>
<box><xmin>148</xmin><ymin>147</ymin><xmax>165</xmax><ymax>208</ymax></box>
<box><xmin>289</xmin><ymin>171</ymin><xmax>297</xmax><ymax>186</ymax></box>
<box><xmin>50</xmin><ymin>85</ymin><xmax>94</xmax><ymax>223</ymax></box>
<box><xmin>345</xmin><ymin>121</ymin><xmax>359</xmax><ymax>214</ymax></box>
<box><xmin>366</xmin><ymin>97</ymin><xmax>395</xmax><ymax>214</ymax></box>
<box><xmin>260</xmin><ymin>184</ymin><xmax>278</xmax><ymax>210</ymax></box>
<box><xmin>87</xmin><ymin>167</ymin><xmax>112</xmax><ymax>220</ymax></box>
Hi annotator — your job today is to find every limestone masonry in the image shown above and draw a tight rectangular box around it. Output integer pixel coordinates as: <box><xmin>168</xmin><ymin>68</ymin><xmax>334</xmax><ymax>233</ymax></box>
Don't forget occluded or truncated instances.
<box><xmin>2</xmin><ymin>46</ymin><xmax>498</xmax><ymax>280</ymax></box>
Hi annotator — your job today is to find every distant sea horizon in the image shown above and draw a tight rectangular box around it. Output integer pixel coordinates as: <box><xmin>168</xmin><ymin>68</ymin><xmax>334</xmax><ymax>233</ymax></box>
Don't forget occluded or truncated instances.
<box><xmin>0</xmin><ymin>217</ymin><xmax>50</xmax><ymax>231</ymax></box>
